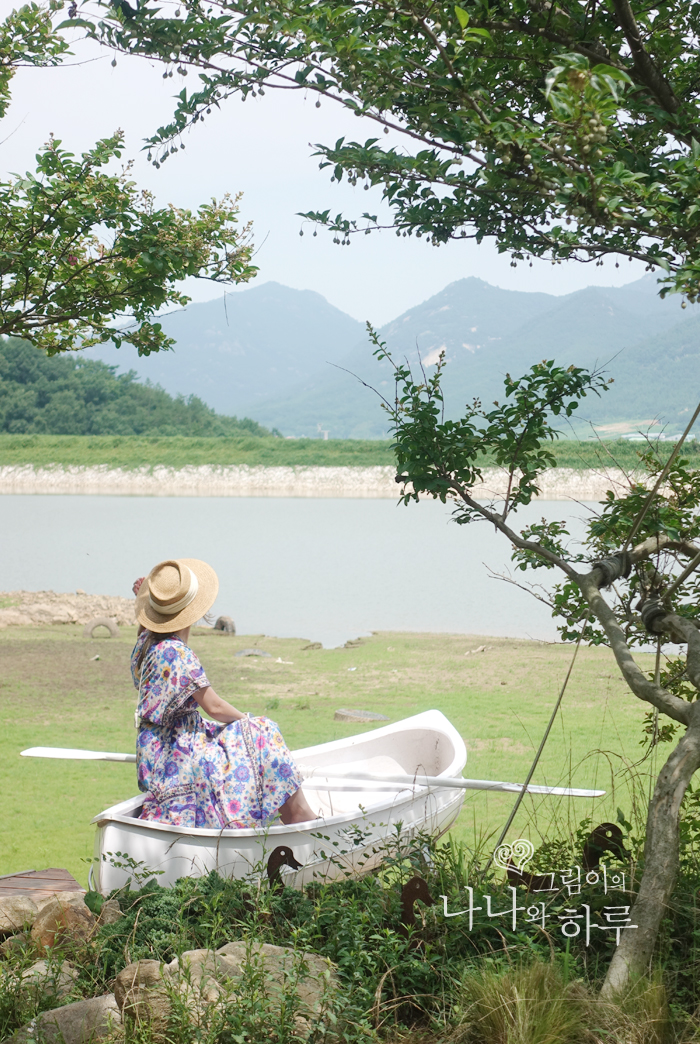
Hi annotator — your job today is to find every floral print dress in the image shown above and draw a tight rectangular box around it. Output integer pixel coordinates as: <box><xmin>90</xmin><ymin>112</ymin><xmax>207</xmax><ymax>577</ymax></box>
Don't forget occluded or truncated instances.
<box><xmin>131</xmin><ymin>631</ymin><xmax>303</xmax><ymax>829</ymax></box>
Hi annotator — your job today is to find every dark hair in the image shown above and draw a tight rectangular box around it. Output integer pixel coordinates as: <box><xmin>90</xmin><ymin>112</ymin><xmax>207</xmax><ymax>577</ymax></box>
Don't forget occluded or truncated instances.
<box><xmin>136</xmin><ymin>630</ymin><xmax>176</xmax><ymax>672</ymax></box>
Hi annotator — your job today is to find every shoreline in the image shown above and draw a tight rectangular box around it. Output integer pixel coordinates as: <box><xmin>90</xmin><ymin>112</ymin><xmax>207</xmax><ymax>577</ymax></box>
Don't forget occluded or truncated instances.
<box><xmin>0</xmin><ymin>464</ymin><xmax>646</xmax><ymax>500</ymax></box>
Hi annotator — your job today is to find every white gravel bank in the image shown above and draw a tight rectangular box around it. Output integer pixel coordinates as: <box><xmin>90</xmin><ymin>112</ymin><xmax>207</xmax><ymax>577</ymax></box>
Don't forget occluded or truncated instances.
<box><xmin>0</xmin><ymin>464</ymin><xmax>644</xmax><ymax>500</ymax></box>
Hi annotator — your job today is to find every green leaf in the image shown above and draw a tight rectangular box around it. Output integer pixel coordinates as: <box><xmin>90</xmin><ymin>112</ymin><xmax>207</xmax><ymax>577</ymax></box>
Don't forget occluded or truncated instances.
<box><xmin>454</xmin><ymin>6</ymin><xmax>470</xmax><ymax>29</ymax></box>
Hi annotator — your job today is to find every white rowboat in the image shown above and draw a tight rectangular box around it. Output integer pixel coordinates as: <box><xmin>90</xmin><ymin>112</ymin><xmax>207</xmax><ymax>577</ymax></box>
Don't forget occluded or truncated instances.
<box><xmin>20</xmin><ymin>710</ymin><xmax>605</xmax><ymax>892</ymax></box>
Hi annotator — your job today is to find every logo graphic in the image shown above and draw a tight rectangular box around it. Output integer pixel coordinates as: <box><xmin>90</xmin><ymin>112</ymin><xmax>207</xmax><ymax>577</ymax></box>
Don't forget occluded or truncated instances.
<box><xmin>493</xmin><ymin>838</ymin><xmax>535</xmax><ymax>873</ymax></box>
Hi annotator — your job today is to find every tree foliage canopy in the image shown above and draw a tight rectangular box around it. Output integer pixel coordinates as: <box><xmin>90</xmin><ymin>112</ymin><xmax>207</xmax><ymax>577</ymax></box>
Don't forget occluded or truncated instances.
<box><xmin>0</xmin><ymin>337</ymin><xmax>271</xmax><ymax>436</ymax></box>
<box><xmin>0</xmin><ymin>3</ymin><xmax>256</xmax><ymax>355</ymax></box>
<box><xmin>95</xmin><ymin>0</ymin><xmax>700</xmax><ymax>299</ymax></box>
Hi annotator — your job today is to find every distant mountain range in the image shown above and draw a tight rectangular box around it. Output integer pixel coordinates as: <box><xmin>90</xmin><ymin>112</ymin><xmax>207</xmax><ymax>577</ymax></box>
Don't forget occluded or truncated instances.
<box><xmin>84</xmin><ymin>275</ymin><xmax>697</xmax><ymax>438</ymax></box>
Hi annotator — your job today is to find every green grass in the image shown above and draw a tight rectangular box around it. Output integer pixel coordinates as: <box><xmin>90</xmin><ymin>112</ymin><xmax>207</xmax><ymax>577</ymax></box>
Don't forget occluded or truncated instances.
<box><xmin>0</xmin><ymin>626</ymin><xmax>658</xmax><ymax>886</ymax></box>
<box><xmin>0</xmin><ymin>434</ymin><xmax>697</xmax><ymax>470</ymax></box>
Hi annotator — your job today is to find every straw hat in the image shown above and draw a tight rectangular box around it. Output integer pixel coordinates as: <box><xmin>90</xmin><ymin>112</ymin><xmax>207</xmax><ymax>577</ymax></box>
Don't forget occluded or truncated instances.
<box><xmin>136</xmin><ymin>558</ymin><xmax>219</xmax><ymax>633</ymax></box>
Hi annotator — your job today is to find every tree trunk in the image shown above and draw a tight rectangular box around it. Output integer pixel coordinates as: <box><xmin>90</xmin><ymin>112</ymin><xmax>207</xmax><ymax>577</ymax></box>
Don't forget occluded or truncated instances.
<box><xmin>601</xmin><ymin>716</ymin><xmax>700</xmax><ymax>997</ymax></box>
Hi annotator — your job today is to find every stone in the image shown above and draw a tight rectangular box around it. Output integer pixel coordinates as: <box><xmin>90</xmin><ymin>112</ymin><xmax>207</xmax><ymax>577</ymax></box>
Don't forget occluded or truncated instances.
<box><xmin>36</xmin><ymin>891</ymin><xmax>88</xmax><ymax>913</ymax></box>
<box><xmin>0</xmin><ymin>896</ymin><xmax>39</xmax><ymax>935</ymax></box>
<box><xmin>0</xmin><ymin>609</ymin><xmax>33</xmax><ymax>627</ymax></box>
<box><xmin>213</xmin><ymin>941</ymin><xmax>336</xmax><ymax>1018</ymax></box>
<box><xmin>29</xmin><ymin>603</ymin><xmax>74</xmax><ymax>625</ymax></box>
<box><xmin>115</xmin><ymin>946</ymin><xmax>336</xmax><ymax>1041</ymax></box>
<box><xmin>167</xmin><ymin>949</ymin><xmax>222</xmax><ymax>1004</ymax></box>
<box><xmin>114</xmin><ymin>959</ymin><xmax>170</xmax><ymax>1038</ymax></box>
<box><xmin>0</xmin><ymin>932</ymin><xmax>29</xmax><ymax>956</ymax></box>
<box><xmin>96</xmin><ymin>899</ymin><xmax>123</xmax><ymax>927</ymax></box>
<box><xmin>30</xmin><ymin>896</ymin><xmax>95</xmax><ymax>948</ymax></box>
<box><xmin>213</xmin><ymin>615</ymin><xmax>236</xmax><ymax>633</ymax></box>
<box><xmin>9</xmin><ymin>994</ymin><xmax>121</xmax><ymax>1044</ymax></box>
<box><xmin>21</xmin><ymin>959</ymin><xmax>77</xmax><ymax>1000</ymax></box>
<box><xmin>334</xmin><ymin>708</ymin><xmax>390</xmax><ymax>723</ymax></box>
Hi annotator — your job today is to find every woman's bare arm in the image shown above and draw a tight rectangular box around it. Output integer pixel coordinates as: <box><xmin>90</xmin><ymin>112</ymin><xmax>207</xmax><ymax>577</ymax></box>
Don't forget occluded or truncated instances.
<box><xmin>192</xmin><ymin>686</ymin><xmax>246</xmax><ymax>723</ymax></box>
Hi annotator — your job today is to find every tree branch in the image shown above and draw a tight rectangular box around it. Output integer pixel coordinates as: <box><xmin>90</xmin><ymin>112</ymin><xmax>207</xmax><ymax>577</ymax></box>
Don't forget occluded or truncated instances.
<box><xmin>611</xmin><ymin>0</ymin><xmax>680</xmax><ymax>115</ymax></box>
<box><xmin>577</xmin><ymin>571</ymin><xmax>691</xmax><ymax>724</ymax></box>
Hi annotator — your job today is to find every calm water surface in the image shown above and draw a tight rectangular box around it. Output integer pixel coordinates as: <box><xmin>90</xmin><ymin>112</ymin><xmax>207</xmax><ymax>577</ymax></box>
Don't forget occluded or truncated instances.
<box><xmin>0</xmin><ymin>496</ymin><xmax>595</xmax><ymax>647</ymax></box>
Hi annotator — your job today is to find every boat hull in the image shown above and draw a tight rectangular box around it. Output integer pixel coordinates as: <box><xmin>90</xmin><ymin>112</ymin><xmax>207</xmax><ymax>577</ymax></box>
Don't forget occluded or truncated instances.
<box><xmin>91</xmin><ymin>710</ymin><xmax>466</xmax><ymax>892</ymax></box>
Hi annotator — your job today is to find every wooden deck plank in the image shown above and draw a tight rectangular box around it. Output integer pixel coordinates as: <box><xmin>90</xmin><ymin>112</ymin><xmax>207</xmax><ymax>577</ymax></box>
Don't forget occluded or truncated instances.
<box><xmin>0</xmin><ymin>868</ymin><xmax>84</xmax><ymax>899</ymax></box>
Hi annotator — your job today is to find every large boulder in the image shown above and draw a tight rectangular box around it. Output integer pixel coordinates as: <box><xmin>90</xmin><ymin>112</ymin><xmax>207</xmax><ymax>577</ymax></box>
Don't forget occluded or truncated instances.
<box><xmin>113</xmin><ymin>944</ymin><xmax>336</xmax><ymax>1041</ymax></box>
<box><xmin>9</xmin><ymin>994</ymin><xmax>121</xmax><ymax>1044</ymax></box>
<box><xmin>0</xmin><ymin>896</ymin><xmax>39</xmax><ymax>935</ymax></box>
<box><xmin>215</xmin><ymin>941</ymin><xmax>335</xmax><ymax>1017</ymax></box>
<box><xmin>114</xmin><ymin>959</ymin><xmax>170</xmax><ymax>1038</ymax></box>
<box><xmin>30</xmin><ymin>896</ymin><xmax>95</xmax><ymax>949</ymax></box>
<box><xmin>21</xmin><ymin>959</ymin><xmax>77</xmax><ymax>1000</ymax></box>
<box><xmin>0</xmin><ymin>932</ymin><xmax>29</xmax><ymax>957</ymax></box>
<box><xmin>170</xmin><ymin>942</ymin><xmax>336</xmax><ymax>1034</ymax></box>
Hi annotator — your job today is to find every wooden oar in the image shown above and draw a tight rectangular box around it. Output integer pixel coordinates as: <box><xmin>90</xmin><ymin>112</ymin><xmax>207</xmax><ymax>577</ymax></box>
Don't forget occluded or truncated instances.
<box><xmin>19</xmin><ymin>747</ymin><xmax>605</xmax><ymax>797</ymax></box>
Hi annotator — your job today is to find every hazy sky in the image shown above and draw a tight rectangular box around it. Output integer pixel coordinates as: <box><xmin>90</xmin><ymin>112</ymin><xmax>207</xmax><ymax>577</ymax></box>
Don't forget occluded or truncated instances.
<box><xmin>4</xmin><ymin>15</ymin><xmax>650</xmax><ymax>324</ymax></box>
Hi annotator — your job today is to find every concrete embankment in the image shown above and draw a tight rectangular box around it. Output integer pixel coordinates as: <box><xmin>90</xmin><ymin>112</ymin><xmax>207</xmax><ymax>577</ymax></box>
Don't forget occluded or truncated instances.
<box><xmin>0</xmin><ymin>464</ymin><xmax>644</xmax><ymax>500</ymax></box>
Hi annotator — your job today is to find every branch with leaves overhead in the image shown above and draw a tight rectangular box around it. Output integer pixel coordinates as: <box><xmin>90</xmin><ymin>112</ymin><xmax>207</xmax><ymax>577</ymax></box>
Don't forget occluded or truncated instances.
<box><xmin>0</xmin><ymin>132</ymin><xmax>255</xmax><ymax>354</ymax></box>
<box><xmin>0</xmin><ymin>3</ymin><xmax>256</xmax><ymax>355</ymax></box>
<box><xmin>92</xmin><ymin>0</ymin><xmax>700</xmax><ymax>299</ymax></box>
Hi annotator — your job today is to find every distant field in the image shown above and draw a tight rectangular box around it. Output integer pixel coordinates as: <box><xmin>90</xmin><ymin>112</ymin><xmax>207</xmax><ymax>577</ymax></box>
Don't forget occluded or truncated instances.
<box><xmin>0</xmin><ymin>435</ymin><xmax>395</xmax><ymax>468</ymax></box>
<box><xmin>0</xmin><ymin>434</ymin><xmax>697</xmax><ymax>470</ymax></box>
<box><xmin>0</xmin><ymin>625</ymin><xmax>657</xmax><ymax>886</ymax></box>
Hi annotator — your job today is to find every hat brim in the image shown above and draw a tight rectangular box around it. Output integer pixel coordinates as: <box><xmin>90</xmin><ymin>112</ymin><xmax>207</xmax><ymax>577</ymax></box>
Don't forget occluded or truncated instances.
<box><xmin>136</xmin><ymin>558</ymin><xmax>219</xmax><ymax>633</ymax></box>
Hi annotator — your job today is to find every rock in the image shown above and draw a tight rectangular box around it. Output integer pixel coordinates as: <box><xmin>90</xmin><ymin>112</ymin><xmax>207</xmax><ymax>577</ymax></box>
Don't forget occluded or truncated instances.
<box><xmin>114</xmin><ymin>959</ymin><xmax>170</xmax><ymax>1037</ymax></box>
<box><xmin>301</xmin><ymin>642</ymin><xmax>322</xmax><ymax>651</ymax></box>
<box><xmin>0</xmin><ymin>609</ymin><xmax>33</xmax><ymax>627</ymax></box>
<box><xmin>96</xmin><ymin>899</ymin><xmax>123</xmax><ymax>927</ymax></box>
<box><xmin>0</xmin><ymin>932</ymin><xmax>29</xmax><ymax>956</ymax></box>
<box><xmin>334</xmin><ymin>709</ymin><xmax>390</xmax><ymax>723</ymax></box>
<box><xmin>213</xmin><ymin>615</ymin><xmax>236</xmax><ymax>633</ymax></box>
<box><xmin>215</xmin><ymin>941</ymin><xmax>336</xmax><ymax>1035</ymax></box>
<box><xmin>168</xmin><ymin>949</ymin><xmax>222</xmax><ymax>1004</ymax></box>
<box><xmin>10</xmin><ymin>994</ymin><xmax>121</xmax><ymax>1044</ymax></box>
<box><xmin>115</xmin><ymin>946</ymin><xmax>336</xmax><ymax>1040</ymax></box>
<box><xmin>30</xmin><ymin>896</ymin><xmax>95</xmax><ymax>949</ymax></box>
<box><xmin>29</xmin><ymin>603</ymin><xmax>74</xmax><ymax>625</ymax></box>
<box><xmin>21</xmin><ymin>959</ymin><xmax>77</xmax><ymax>1000</ymax></box>
<box><xmin>0</xmin><ymin>896</ymin><xmax>39</xmax><ymax>935</ymax></box>
<box><xmin>234</xmin><ymin>648</ymin><xmax>272</xmax><ymax>658</ymax></box>
<box><xmin>36</xmin><ymin>891</ymin><xmax>88</xmax><ymax>913</ymax></box>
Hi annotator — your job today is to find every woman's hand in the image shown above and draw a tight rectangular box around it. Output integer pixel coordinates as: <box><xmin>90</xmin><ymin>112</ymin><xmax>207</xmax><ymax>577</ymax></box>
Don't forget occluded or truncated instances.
<box><xmin>132</xmin><ymin>577</ymin><xmax>145</xmax><ymax>596</ymax></box>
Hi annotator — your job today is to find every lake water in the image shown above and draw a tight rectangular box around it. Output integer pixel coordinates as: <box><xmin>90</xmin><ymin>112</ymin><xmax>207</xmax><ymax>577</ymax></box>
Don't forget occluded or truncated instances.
<box><xmin>0</xmin><ymin>496</ymin><xmax>596</xmax><ymax>647</ymax></box>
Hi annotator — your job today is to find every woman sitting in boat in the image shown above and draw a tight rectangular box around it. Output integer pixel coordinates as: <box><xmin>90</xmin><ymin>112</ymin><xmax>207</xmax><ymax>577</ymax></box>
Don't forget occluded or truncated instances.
<box><xmin>131</xmin><ymin>558</ymin><xmax>316</xmax><ymax>830</ymax></box>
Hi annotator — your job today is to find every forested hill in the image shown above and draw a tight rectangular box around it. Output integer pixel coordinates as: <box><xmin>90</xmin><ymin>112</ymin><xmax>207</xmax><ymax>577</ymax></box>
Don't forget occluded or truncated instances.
<box><xmin>0</xmin><ymin>339</ymin><xmax>272</xmax><ymax>437</ymax></box>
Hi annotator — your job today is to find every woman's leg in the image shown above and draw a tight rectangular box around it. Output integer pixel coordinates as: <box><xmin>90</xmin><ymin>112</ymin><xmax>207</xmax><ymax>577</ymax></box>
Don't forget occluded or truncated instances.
<box><xmin>279</xmin><ymin>787</ymin><xmax>317</xmax><ymax>824</ymax></box>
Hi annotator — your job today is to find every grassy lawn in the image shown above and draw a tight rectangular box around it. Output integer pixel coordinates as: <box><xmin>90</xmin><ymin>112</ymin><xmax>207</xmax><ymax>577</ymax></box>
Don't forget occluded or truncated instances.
<box><xmin>0</xmin><ymin>626</ymin><xmax>658</xmax><ymax>887</ymax></box>
<box><xmin>0</xmin><ymin>434</ymin><xmax>697</xmax><ymax>470</ymax></box>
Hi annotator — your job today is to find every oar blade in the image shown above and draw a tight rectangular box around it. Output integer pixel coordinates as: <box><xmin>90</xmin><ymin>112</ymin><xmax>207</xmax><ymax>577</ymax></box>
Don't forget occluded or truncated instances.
<box><xmin>302</xmin><ymin>769</ymin><xmax>605</xmax><ymax>798</ymax></box>
<box><xmin>21</xmin><ymin>747</ymin><xmax>136</xmax><ymax>763</ymax></box>
<box><xmin>461</xmin><ymin>778</ymin><xmax>605</xmax><ymax>797</ymax></box>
